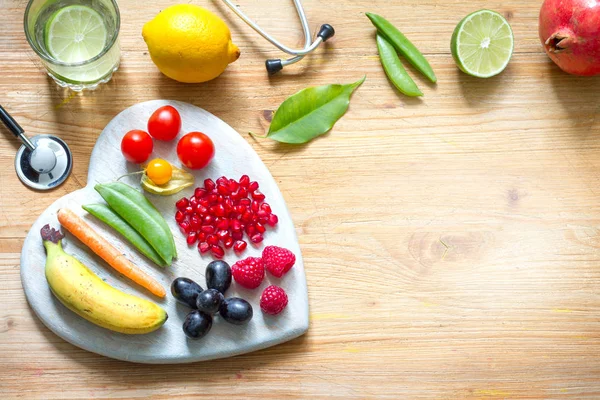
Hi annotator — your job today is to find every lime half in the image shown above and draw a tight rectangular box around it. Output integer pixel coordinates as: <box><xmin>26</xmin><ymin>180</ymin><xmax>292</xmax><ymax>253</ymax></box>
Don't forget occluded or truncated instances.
<box><xmin>451</xmin><ymin>10</ymin><xmax>513</xmax><ymax>78</ymax></box>
<box><xmin>45</xmin><ymin>5</ymin><xmax>107</xmax><ymax>63</ymax></box>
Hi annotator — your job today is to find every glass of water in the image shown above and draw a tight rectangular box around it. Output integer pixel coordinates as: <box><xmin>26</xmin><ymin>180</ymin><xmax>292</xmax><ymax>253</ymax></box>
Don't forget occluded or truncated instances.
<box><xmin>24</xmin><ymin>0</ymin><xmax>120</xmax><ymax>91</ymax></box>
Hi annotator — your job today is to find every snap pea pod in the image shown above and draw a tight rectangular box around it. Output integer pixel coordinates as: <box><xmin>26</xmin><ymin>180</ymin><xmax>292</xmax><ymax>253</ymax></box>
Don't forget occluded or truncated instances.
<box><xmin>82</xmin><ymin>203</ymin><xmax>168</xmax><ymax>267</ymax></box>
<box><xmin>95</xmin><ymin>182</ymin><xmax>176</xmax><ymax>265</ymax></box>
<box><xmin>376</xmin><ymin>34</ymin><xmax>423</xmax><ymax>97</ymax></box>
<box><xmin>366</xmin><ymin>12</ymin><xmax>437</xmax><ymax>83</ymax></box>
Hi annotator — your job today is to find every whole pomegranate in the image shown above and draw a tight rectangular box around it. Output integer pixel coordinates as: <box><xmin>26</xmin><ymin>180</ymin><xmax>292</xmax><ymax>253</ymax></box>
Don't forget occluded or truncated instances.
<box><xmin>539</xmin><ymin>0</ymin><xmax>600</xmax><ymax>76</ymax></box>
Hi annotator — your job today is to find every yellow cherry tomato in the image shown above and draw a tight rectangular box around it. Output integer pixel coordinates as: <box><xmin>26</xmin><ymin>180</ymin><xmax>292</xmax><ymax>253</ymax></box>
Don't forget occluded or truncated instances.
<box><xmin>146</xmin><ymin>158</ymin><xmax>173</xmax><ymax>185</ymax></box>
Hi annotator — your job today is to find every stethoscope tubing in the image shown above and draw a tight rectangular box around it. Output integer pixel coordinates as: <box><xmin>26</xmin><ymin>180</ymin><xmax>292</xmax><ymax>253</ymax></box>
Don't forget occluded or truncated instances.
<box><xmin>220</xmin><ymin>0</ymin><xmax>321</xmax><ymax>58</ymax></box>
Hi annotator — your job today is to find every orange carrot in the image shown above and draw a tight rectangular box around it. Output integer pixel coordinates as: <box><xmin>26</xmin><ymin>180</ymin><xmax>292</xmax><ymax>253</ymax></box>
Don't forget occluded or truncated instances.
<box><xmin>57</xmin><ymin>208</ymin><xmax>166</xmax><ymax>298</ymax></box>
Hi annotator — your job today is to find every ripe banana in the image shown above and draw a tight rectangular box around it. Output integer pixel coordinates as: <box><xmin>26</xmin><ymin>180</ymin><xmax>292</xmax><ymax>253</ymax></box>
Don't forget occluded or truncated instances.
<box><xmin>41</xmin><ymin>225</ymin><xmax>167</xmax><ymax>334</ymax></box>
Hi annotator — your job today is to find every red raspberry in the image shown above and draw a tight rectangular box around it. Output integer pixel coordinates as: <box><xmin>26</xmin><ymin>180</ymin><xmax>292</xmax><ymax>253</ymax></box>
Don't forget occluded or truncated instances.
<box><xmin>260</xmin><ymin>285</ymin><xmax>288</xmax><ymax>315</ymax></box>
<box><xmin>231</xmin><ymin>257</ymin><xmax>264</xmax><ymax>289</ymax></box>
<box><xmin>262</xmin><ymin>246</ymin><xmax>295</xmax><ymax>278</ymax></box>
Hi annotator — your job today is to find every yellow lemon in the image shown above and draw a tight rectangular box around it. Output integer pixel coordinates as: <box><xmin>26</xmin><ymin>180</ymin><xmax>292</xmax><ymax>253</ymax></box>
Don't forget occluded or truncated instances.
<box><xmin>142</xmin><ymin>4</ymin><xmax>240</xmax><ymax>83</ymax></box>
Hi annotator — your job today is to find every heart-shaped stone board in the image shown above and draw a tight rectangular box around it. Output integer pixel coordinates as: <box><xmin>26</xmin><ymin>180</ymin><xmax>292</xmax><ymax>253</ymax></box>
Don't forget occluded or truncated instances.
<box><xmin>20</xmin><ymin>100</ymin><xmax>308</xmax><ymax>363</ymax></box>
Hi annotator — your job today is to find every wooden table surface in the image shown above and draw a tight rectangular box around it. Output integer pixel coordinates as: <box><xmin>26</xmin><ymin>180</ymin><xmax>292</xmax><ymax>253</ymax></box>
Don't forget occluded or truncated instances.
<box><xmin>2</xmin><ymin>0</ymin><xmax>600</xmax><ymax>398</ymax></box>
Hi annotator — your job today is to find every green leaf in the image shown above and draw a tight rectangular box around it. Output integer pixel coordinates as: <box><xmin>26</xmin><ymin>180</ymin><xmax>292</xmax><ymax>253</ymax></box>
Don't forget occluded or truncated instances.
<box><xmin>141</xmin><ymin>166</ymin><xmax>194</xmax><ymax>196</ymax></box>
<box><xmin>266</xmin><ymin>76</ymin><xmax>365</xmax><ymax>144</ymax></box>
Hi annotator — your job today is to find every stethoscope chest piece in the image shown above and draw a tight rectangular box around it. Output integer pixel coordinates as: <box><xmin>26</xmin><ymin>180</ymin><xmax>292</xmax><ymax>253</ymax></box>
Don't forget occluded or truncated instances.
<box><xmin>15</xmin><ymin>134</ymin><xmax>72</xmax><ymax>190</ymax></box>
<box><xmin>1</xmin><ymin>105</ymin><xmax>73</xmax><ymax>191</ymax></box>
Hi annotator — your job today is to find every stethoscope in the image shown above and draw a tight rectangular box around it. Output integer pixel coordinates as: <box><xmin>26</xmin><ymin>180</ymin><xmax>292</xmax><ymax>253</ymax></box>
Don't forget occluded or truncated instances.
<box><xmin>221</xmin><ymin>0</ymin><xmax>335</xmax><ymax>74</ymax></box>
<box><xmin>1</xmin><ymin>105</ymin><xmax>72</xmax><ymax>190</ymax></box>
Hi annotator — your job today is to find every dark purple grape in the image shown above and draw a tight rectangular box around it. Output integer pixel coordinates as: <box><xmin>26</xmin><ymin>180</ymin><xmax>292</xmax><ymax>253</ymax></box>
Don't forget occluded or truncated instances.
<box><xmin>205</xmin><ymin>260</ymin><xmax>232</xmax><ymax>294</ymax></box>
<box><xmin>219</xmin><ymin>297</ymin><xmax>253</xmax><ymax>325</ymax></box>
<box><xmin>183</xmin><ymin>310</ymin><xmax>212</xmax><ymax>339</ymax></box>
<box><xmin>196</xmin><ymin>289</ymin><xmax>224</xmax><ymax>315</ymax></box>
<box><xmin>171</xmin><ymin>277</ymin><xmax>203</xmax><ymax>308</ymax></box>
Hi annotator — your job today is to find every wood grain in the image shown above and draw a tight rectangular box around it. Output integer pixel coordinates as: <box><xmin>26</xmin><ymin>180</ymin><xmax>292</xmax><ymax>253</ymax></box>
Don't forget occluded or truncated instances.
<box><xmin>1</xmin><ymin>0</ymin><xmax>600</xmax><ymax>398</ymax></box>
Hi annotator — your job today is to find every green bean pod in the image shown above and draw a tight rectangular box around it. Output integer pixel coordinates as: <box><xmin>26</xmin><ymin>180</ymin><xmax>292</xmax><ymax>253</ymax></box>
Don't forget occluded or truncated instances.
<box><xmin>82</xmin><ymin>203</ymin><xmax>168</xmax><ymax>267</ymax></box>
<box><xmin>376</xmin><ymin>34</ymin><xmax>423</xmax><ymax>97</ymax></box>
<box><xmin>366</xmin><ymin>12</ymin><xmax>437</xmax><ymax>83</ymax></box>
<box><xmin>95</xmin><ymin>182</ymin><xmax>176</xmax><ymax>265</ymax></box>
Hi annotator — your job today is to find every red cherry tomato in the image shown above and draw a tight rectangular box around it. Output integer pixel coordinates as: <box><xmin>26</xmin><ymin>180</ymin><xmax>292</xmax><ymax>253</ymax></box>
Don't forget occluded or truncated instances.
<box><xmin>177</xmin><ymin>132</ymin><xmax>215</xmax><ymax>170</ymax></box>
<box><xmin>148</xmin><ymin>105</ymin><xmax>181</xmax><ymax>141</ymax></box>
<box><xmin>121</xmin><ymin>130</ymin><xmax>153</xmax><ymax>163</ymax></box>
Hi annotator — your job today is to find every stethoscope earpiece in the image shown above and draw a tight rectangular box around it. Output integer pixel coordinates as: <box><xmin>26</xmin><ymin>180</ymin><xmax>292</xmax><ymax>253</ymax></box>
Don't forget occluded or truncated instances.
<box><xmin>317</xmin><ymin>24</ymin><xmax>335</xmax><ymax>42</ymax></box>
<box><xmin>222</xmin><ymin>0</ymin><xmax>334</xmax><ymax>74</ymax></box>
<box><xmin>266</xmin><ymin>59</ymin><xmax>284</xmax><ymax>75</ymax></box>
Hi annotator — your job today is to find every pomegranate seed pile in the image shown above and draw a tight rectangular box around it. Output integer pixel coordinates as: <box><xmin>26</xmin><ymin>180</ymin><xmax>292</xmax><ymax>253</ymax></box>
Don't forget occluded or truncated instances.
<box><xmin>175</xmin><ymin>175</ymin><xmax>278</xmax><ymax>259</ymax></box>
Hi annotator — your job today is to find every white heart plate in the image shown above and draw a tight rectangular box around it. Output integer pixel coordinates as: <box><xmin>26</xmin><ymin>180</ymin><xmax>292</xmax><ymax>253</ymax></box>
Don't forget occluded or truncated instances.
<box><xmin>20</xmin><ymin>100</ymin><xmax>308</xmax><ymax>363</ymax></box>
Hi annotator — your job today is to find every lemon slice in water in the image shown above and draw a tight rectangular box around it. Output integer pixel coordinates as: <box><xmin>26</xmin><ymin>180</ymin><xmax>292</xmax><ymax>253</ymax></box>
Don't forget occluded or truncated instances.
<box><xmin>451</xmin><ymin>10</ymin><xmax>514</xmax><ymax>78</ymax></box>
<box><xmin>45</xmin><ymin>5</ymin><xmax>107</xmax><ymax>63</ymax></box>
